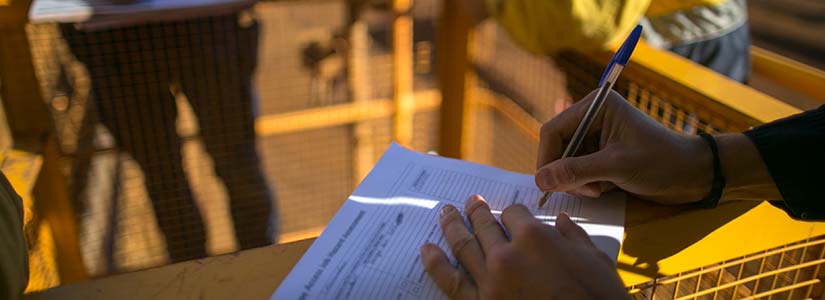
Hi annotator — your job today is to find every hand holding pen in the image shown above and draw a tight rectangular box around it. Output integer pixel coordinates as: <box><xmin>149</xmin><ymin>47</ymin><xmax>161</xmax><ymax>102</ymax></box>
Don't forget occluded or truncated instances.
<box><xmin>537</xmin><ymin>25</ymin><xmax>642</xmax><ymax>208</ymax></box>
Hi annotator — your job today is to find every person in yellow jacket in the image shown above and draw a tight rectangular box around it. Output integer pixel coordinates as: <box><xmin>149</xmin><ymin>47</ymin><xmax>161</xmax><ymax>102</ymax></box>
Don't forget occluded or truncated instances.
<box><xmin>462</xmin><ymin>0</ymin><xmax>750</xmax><ymax>82</ymax></box>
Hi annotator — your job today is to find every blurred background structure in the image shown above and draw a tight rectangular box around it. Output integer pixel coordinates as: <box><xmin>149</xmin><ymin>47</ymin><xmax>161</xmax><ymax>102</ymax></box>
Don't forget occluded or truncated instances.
<box><xmin>1</xmin><ymin>0</ymin><xmax>825</xmax><ymax>299</ymax></box>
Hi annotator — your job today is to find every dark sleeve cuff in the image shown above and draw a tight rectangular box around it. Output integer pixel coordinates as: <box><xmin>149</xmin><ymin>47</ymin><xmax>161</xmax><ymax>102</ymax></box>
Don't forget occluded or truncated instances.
<box><xmin>744</xmin><ymin>105</ymin><xmax>825</xmax><ymax>220</ymax></box>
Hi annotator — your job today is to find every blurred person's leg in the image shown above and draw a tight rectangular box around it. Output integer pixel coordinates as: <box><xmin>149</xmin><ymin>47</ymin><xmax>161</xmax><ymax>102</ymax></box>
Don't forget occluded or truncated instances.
<box><xmin>61</xmin><ymin>24</ymin><xmax>207</xmax><ymax>262</ymax></box>
<box><xmin>177</xmin><ymin>13</ymin><xmax>276</xmax><ymax>249</ymax></box>
<box><xmin>669</xmin><ymin>24</ymin><xmax>751</xmax><ymax>83</ymax></box>
<box><xmin>642</xmin><ymin>0</ymin><xmax>751</xmax><ymax>83</ymax></box>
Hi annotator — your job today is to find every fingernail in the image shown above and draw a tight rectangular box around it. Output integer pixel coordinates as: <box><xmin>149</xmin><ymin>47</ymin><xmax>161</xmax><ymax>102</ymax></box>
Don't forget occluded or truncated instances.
<box><xmin>472</xmin><ymin>194</ymin><xmax>484</xmax><ymax>201</ymax></box>
<box><xmin>440</xmin><ymin>205</ymin><xmax>456</xmax><ymax>217</ymax></box>
<box><xmin>420</xmin><ymin>244</ymin><xmax>432</xmax><ymax>256</ymax></box>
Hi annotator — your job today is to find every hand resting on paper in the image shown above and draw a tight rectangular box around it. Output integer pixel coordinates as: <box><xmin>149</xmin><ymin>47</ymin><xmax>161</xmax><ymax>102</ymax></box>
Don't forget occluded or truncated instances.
<box><xmin>420</xmin><ymin>195</ymin><xmax>629</xmax><ymax>300</ymax></box>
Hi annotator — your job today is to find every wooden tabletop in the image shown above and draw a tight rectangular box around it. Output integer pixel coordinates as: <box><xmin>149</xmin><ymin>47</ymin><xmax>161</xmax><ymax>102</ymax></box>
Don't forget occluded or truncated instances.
<box><xmin>31</xmin><ymin>199</ymin><xmax>825</xmax><ymax>299</ymax></box>
<box><xmin>31</xmin><ymin>239</ymin><xmax>314</xmax><ymax>300</ymax></box>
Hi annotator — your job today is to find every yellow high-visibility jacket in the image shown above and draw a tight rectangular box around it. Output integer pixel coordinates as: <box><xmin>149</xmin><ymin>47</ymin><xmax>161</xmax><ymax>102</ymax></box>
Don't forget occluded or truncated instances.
<box><xmin>486</xmin><ymin>0</ymin><xmax>728</xmax><ymax>53</ymax></box>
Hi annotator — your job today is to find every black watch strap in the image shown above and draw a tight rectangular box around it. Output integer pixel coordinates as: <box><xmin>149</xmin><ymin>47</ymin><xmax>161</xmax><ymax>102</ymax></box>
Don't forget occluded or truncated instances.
<box><xmin>697</xmin><ymin>132</ymin><xmax>726</xmax><ymax>208</ymax></box>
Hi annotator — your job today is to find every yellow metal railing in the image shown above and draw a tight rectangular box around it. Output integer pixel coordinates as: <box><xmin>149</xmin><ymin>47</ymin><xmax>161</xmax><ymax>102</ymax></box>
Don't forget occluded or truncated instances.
<box><xmin>4</xmin><ymin>0</ymin><xmax>824</xmax><ymax>296</ymax></box>
<box><xmin>627</xmin><ymin>237</ymin><xmax>825</xmax><ymax>299</ymax></box>
<box><xmin>436</xmin><ymin>3</ymin><xmax>822</xmax><ymax>299</ymax></box>
<box><xmin>569</xmin><ymin>42</ymin><xmax>803</xmax><ymax>130</ymax></box>
<box><xmin>463</xmin><ymin>47</ymin><xmax>824</xmax><ymax>298</ymax></box>
<box><xmin>752</xmin><ymin>46</ymin><xmax>825</xmax><ymax>104</ymax></box>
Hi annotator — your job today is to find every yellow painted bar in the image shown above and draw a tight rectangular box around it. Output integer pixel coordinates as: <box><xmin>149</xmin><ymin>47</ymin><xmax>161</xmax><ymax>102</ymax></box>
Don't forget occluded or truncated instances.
<box><xmin>392</xmin><ymin>0</ymin><xmax>414</xmax><ymax>146</ymax></box>
<box><xmin>591</xmin><ymin>42</ymin><xmax>802</xmax><ymax>126</ymax></box>
<box><xmin>474</xmin><ymin>89</ymin><xmax>540</xmax><ymax>141</ymax></box>
<box><xmin>738</xmin><ymin>279</ymin><xmax>820</xmax><ymax>300</ymax></box>
<box><xmin>349</xmin><ymin>20</ymin><xmax>377</xmax><ymax>184</ymax></box>
<box><xmin>436</xmin><ymin>0</ymin><xmax>473</xmax><ymax>159</ymax></box>
<box><xmin>33</xmin><ymin>136</ymin><xmax>88</xmax><ymax>283</ymax></box>
<box><xmin>255</xmin><ymin>90</ymin><xmax>440</xmax><ymax>136</ymax></box>
<box><xmin>752</xmin><ymin>46</ymin><xmax>825</xmax><ymax>104</ymax></box>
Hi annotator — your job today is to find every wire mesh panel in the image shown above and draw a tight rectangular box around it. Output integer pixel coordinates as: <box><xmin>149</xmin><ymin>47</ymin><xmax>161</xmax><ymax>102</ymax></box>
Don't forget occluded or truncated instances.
<box><xmin>29</xmin><ymin>11</ymin><xmax>277</xmax><ymax>275</ymax></box>
<box><xmin>628</xmin><ymin>236</ymin><xmax>825</xmax><ymax>300</ymax></box>
<box><xmin>462</xmin><ymin>9</ymin><xmax>825</xmax><ymax>300</ymax></box>
<box><xmin>15</xmin><ymin>0</ymin><xmax>821</xmax><ymax>296</ymax></box>
<box><xmin>261</xmin><ymin>125</ymin><xmax>354</xmax><ymax>241</ymax></box>
<box><xmin>555</xmin><ymin>50</ymin><xmax>747</xmax><ymax>133</ymax></box>
<box><xmin>21</xmin><ymin>0</ymin><xmax>446</xmax><ymax>284</ymax></box>
<box><xmin>24</xmin><ymin>0</ymin><xmax>367</xmax><ymax>279</ymax></box>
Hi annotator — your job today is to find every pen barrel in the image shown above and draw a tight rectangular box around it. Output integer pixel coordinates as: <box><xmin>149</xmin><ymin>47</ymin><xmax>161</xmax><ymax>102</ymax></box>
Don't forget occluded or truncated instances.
<box><xmin>562</xmin><ymin>65</ymin><xmax>623</xmax><ymax>158</ymax></box>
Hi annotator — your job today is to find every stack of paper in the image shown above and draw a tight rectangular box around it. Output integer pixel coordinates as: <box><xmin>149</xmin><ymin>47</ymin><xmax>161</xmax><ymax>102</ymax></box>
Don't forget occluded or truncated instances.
<box><xmin>273</xmin><ymin>143</ymin><xmax>626</xmax><ymax>300</ymax></box>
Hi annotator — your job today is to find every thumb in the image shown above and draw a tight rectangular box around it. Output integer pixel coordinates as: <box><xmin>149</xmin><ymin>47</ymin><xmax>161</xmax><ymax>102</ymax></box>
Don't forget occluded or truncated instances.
<box><xmin>534</xmin><ymin>150</ymin><xmax>620</xmax><ymax>192</ymax></box>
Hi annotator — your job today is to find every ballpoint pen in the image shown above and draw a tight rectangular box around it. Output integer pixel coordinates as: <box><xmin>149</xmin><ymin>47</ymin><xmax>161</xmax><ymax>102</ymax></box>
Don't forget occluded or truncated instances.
<box><xmin>538</xmin><ymin>25</ymin><xmax>643</xmax><ymax>208</ymax></box>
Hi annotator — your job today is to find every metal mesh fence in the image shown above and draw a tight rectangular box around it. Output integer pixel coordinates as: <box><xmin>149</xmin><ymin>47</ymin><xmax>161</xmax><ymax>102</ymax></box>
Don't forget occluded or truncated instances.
<box><xmin>22</xmin><ymin>0</ymin><xmax>427</xmax><ymax>281</ymax></box>
<box><xmin>9</xmin><ymin>0</ymin><xmax>824</xmax><ymax>296</ymax></box>
<box><xmin>465</xmin><ymin>12</ymin><xmax>825</xmax><ymax>300</ymax></box>
<box><xmin>628</xmin><ymin>236</ymin><xmax>825</xmax><ymax>300</ymax></box>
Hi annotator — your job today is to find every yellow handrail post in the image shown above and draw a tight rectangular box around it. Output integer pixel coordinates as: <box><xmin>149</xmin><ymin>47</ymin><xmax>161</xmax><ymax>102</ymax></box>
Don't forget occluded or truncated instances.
<box><xmin>392</xmin><ymin>0</ymin><xmax>414</xmax><ymax>146</ymax></box>
<box><xmin>0</xmin><ymin>0</ymin><xmax>88</xmax><ymax>284</ymax></box>
<box><xmin>436</xmin><ymin>0</ymin><xmax>473</xmax><ymax>159</ymax></box>
<box><xmin>348</xmin><ymin>8</ymin><xmax>375</xmax><ymax>183</ymax></box>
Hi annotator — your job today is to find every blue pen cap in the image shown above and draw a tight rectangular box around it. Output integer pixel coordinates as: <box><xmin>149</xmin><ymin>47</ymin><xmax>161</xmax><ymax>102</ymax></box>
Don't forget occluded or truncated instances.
<box><xmin>599</xmin><ymin>25</ymin><xmax>643</xmax><ymax>85</ymax></box>
<box><xmin>615</xmin><ymin>25</ymin><xmax>643</xmax><ymax>66</ymax></box>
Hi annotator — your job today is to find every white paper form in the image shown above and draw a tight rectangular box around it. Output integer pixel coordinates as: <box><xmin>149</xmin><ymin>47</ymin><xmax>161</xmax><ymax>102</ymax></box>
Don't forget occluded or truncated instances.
<box><xmin>272</xmin><ymin>143</ymin><xmax>625</xmax><ymax>300</ymax></box>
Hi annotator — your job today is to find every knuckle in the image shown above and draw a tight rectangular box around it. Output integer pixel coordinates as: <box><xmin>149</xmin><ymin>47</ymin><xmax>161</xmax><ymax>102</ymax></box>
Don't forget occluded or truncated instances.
<box><xmin>523</xmin><ymin>222</ymin><xmax>547</xmax><ymax>237</ymax></box>
<box><xmin>514</xmin><ymin>221</ymin><xmax>546</xmax><ymax>239</ymax></box>
<box><xmin>560</xmin><ymin>160</ymin><xmax>577</xmax><ymax>184</ymax></box>
<box><xmin>500</xmin><ymin>205</ymin><xmax>517</xmax><ymax>221</ymax></box>
<box><xmin>474</xmin><ymin>217</ymin><xmax>501</xmax><ymax>235</ymax></box>
<box><xmin>487</xmin><ymin>247</ymin><xmax>515</xmax><ymax>273</ymax></box>
<box><xmin>449</xmin><ymin>234</ymin><xmax>476</xmax><ymax>257</ymax></box>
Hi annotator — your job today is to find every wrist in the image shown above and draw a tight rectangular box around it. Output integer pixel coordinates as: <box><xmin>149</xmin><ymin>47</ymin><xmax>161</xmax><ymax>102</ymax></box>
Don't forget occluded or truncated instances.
<box><xmin>678</xmin><ymin>134</ymin><xmax>715</xmax><ymax>203</ymax></box>
<box><xmin>695</xmin><ymin>132</ymin><xmax>725</xmax><ymax>208</ymax></box>
<box><xmin>715</xmin><ymin>133</ymin><xmax>780</xmax><ymax>201</ymax></box>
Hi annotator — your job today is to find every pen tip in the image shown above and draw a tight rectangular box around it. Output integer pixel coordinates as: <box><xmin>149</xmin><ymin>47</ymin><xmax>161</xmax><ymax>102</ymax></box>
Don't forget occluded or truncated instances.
<box><xmin>537</xmin><ymin>193</ymin><xmax>550</xmax><ymax>208</ymax></box>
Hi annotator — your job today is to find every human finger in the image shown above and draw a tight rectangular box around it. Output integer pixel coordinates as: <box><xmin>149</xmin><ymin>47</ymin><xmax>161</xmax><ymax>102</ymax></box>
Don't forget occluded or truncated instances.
<box><xmin>536</xmin><ymin>90</ymin><xmax>604</xmax><ymax>170</ymax></box>
<box><xmin>464</xmin><ymin>195</ymin><xmax>507</xmax><ymax>254</ymax></box>
<box><xmin>555</xmin><ymin>212</ymin><xmax>594</xmax><ymax>247</ymax></box>
<box><xmin>535</xmin><ymin>150</ymin><xmax>622</xmax><ymax>193</ymax></box>
<box><xmin>439</xmin><ymin>205</ymin><xmax>487</xmax><ymax>279</ymax></box>
<box><xmin>420</xmin><ymin>244</ymin><xmax>479</xmax><ymax>300</ymax></box>
<box><xmin>500</xmin><ymin>204</ymin><xmax>557</xmax><ymax>240</ymax></box>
